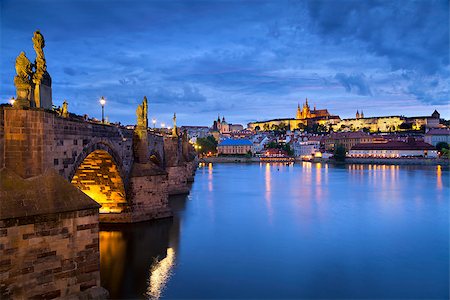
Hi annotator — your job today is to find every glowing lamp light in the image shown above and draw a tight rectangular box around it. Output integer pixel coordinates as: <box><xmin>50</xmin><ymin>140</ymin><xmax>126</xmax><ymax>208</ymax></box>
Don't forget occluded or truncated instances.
<box><xmin>99</xmin><ymin>96</ymin><xmax>106</xmax><ymax>123</ymax></box>
<box><xmin>9</xmin><ymin>97</ymin><xmax>15</xmax><ymax>106</ymax></box>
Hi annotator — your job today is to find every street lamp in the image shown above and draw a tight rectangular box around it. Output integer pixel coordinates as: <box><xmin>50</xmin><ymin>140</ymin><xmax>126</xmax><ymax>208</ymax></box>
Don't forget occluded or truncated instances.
<box><xmin>99</xmin><ymin>96</ymin><xmax>106</xmax><ymax>123</ymax></box>
<box><xmin>9</xmin><ymin>97</ymin><xmax>15</xmax><ymax>106</ymax></box>
<box><xmin>152</xmin><ymin>118</ymin><xmax>156</xmax><ymax>129</ymax></box>
<box><xmin>161</xmin><ymin>123</ymin><xmax>165</xmax><ymax>128</ymax></box>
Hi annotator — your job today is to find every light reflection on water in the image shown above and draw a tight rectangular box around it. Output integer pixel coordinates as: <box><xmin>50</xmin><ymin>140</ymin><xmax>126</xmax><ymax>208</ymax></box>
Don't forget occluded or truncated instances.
<box><xmin>100</xmin><ymin>163</ymin><xmax>449</xmax><ymax>299</ymax></box>
<box><xmin>147</xmin><ymin>248</ymin><xmax>175</xmax><ymax>299</ymax></box>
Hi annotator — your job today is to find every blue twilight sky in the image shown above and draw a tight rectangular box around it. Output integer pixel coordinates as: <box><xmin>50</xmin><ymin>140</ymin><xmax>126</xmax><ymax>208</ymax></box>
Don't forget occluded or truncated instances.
<box><xmin>0</xmin><ymin>0</ymin><xmax>449</xmax><ymax>126</ymax></box>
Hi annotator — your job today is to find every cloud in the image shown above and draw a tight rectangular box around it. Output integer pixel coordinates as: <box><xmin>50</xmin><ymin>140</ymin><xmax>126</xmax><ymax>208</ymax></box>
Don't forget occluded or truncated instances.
<box><xmin>150</xmin><ymin>86</ymin><xmax>207</xmax><ymax>104</ymax></box>
<box><xmin>306</xmin><ymin>0</ymin><xmax>449</xmax><ymax>75</ymax></box>
<box><xmin>1</xmin><ymin>0</ymin><xmax>449</xmax><ymax>124</ymax></box>
<box><xmin>335</xmin><ymin>73</ymin><xmax>372</xmax><ymax>96</ymax></box>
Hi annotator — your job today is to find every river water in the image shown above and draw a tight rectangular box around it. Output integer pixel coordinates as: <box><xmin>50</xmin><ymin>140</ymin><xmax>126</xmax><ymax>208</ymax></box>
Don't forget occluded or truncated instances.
<box><xmin>100</xmin><ymin>162</ymin><xmax>449</xmax><ymax>299</ymax></box>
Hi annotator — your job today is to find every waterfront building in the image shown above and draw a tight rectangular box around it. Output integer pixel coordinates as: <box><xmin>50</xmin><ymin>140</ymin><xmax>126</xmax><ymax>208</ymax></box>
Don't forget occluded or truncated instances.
<box><xmin>293</xmin><ymin>140</ymin><xmax>321</xmax><ymax>158</ymax></box>
<box><xmin>349</xmin><ymin>138</ymin><xmax>437</xmax><ymax>158</ymax></box>
<box><xmin>217</xmin><ymin>139</ymin><xmax>253</xmax><ymax>155</ymax></box>
<box><xmin>324</xmin><ymin>131</ymin><xmax>382</xmax><ymax>151</ymax></box>
<box><xmin>247</xmin><ymin>98</ymin><xmax>341</xmax><ymax>131</ymax></box>
<box><xmin>424</xmin><ymin>128</ymin><xmax>450</xmax><ymax>146</ymax></box>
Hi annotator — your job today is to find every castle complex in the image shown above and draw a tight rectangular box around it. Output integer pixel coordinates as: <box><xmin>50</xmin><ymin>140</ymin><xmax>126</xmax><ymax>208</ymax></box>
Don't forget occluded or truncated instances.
<box><xmin>248</xmin><ymin>98</ymin><xmax>442</xmax><ymax>133</ymax></box>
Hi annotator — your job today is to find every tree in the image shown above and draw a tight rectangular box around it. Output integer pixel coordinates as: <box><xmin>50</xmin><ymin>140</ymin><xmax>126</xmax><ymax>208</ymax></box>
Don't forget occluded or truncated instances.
<box><xmin>255</xmin><ymin>126</ymin><xmax>261</xmax><ymax>131</ymax></box>
<box><xmin>436</xmin><ymin>142</ymin><xmax>449</xmax><ymax>152</ymax></box>
<box><xmin>196</xmin><ymin>136</ymin><xmax>218</xmax><ymax>154</ymax></box>
<box><xmin>263</xmin><ymin>124</ymin><xmax>270</xmax><ymax>131</ymax></box>
<box><xmin>297</xmin><ymin>123</ymin><xmax>306</xmax><ymax>131</ymax></box>
<box><xmin>399</xmin><ymin>122</ymin><xmax>412</xmax><ymax>130</ymax></box>
<box><xmin>333</xmin><ymin>144</ymin><xmax>346</xmax><ymax>161</ymax></box>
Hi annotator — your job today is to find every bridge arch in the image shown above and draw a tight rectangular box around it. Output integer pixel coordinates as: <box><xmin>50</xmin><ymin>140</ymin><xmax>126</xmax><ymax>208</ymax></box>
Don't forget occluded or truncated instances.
<box><xmin>69</xmin><ymin>140</ymin><xmax>129</xmax><ymax>214</ymax></box>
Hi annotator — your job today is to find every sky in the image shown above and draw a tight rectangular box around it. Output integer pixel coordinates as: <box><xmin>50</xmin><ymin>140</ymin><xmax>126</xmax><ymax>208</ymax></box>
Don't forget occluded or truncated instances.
<box><xmin>1</xmin><ymin>0</ymin><xmax>449</xmax><ymax>126</ymax></box>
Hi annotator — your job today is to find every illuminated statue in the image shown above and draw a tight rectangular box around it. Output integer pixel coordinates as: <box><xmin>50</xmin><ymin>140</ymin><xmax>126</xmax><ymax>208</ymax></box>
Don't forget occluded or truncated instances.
<box><xmin>13</xmin><ymin>52</ymin><xmax>33</xmax><ymax>108</ymax></box>
<box><xmin>31</xmin><ymin>30</ymin><xmax>52</xmax><ymax>109</ymax></box>
<box><xmin>32</xmin><ymin>30</ymin><xmax>46</xmax><ymax>75</ymax></box>
<box><xmin>136</xmin><ymin>96</ymin><xmax>148</xmax><ymax>128</ymax></box>
<box><xmin>61</xmin><ymin>100</ymin><xmax>69</xmax><ymax>118</ymax></box>
<box><xmin>172</xmin><ymin>113</ymin><xmax>178</xmax><ymax>137</ymax></box>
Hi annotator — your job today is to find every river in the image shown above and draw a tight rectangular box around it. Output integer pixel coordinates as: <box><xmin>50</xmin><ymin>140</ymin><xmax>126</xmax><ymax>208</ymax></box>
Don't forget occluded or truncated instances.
<box><xmin>100</xmin><ymin>162</ymin><xmax>449</xmax><ymax>299</ymax></box>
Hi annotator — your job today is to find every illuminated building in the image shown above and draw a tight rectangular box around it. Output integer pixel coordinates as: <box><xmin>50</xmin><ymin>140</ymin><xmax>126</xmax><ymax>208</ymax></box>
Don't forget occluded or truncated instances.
<box><xmin>333</xmin><ymin>110</ymin><xmax>441</xmax><ymax>133</ymax></box>
<box><xmin>247</xmin><ymin>98</ymin><xmax>340</xmax><ymax>131</ymax></box>
<box><xmin>325</xmin><ymin>131</ymin><xmax>383</xmax><ymax>151</ymax></box>
<box><xmin>349</xmin><ymin>138</ymin><xmax>437</xmax><ymax>158</ymax></box>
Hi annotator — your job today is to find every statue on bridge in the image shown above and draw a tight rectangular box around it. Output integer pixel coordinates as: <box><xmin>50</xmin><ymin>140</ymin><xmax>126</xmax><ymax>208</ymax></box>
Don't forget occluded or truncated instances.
<box><xmin>31</xmin><ymin>30</ymin><xmax>52</xmax><ymax>109</ymax></box>
<box><xmin>61</xmin><ymin>100</ymin><xmax>69</xmax><ymax>118</ymax></box>
<box><xmin>136</xmin><ymin>96</ymin><xmax>148</xmax><ymax>128</ymax></box>
<box><xmin>172</xmin><ymin>113</ymin><xmax>178</xmax><ymax>137</ymax></box>
<box><xmin>13</xmin><ymin>52</ymin><xmax>33</xmax><ymax>108</ymax></box>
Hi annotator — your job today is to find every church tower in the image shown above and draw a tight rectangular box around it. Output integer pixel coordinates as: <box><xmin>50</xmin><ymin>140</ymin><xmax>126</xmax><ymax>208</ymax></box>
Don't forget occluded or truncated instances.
<box><xmin>296</xmin><ymin>103</ymin><xmax>302</xmax><ymax>119</ymax></box>
<box><xmin>360</xmin><ymin>110</ymin><xmax>364</xmax><ymax>118</ymax></box>
<box><xmin>302</xmin><ymin>98</ymin><xmax>311</xmax><ymax>119</ymax></box>
<box><xmin>356</xmin><ymin>110</ymin><xmax>360</xmax><ymax>119</ymax></box>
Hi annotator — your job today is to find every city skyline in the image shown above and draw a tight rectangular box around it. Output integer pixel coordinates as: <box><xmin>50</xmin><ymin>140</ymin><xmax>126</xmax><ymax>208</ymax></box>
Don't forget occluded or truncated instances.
<box><xmin>1</xmin><ymin>0</ymin><xmax>449</xmax><ymax>126</ymax></box>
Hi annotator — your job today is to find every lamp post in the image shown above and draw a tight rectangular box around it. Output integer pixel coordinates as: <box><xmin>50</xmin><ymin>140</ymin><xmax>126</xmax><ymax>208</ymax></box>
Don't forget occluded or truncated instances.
<box><xmin>99</xmin><ymin>96</ymin><xmax>106</xmax><ymax>123</ymax></box>
<box><xmin>9</xmin><ymin>97</ymin><xmax>15</xmax><ymax>106</ymax></box>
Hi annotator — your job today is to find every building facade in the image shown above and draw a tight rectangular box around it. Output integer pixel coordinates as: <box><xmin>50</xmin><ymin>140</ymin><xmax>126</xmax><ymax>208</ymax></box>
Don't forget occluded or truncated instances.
<box><xmin>325</xmin><ymin>131</ymin><xmax>382</xmax><ymax>151</ymax></box>
<box><xmin>217</xmin><ymin>139</ymin><xmax>253</xmax><ymax>155</ymax></box>
<box><xmin>349</xmin><ymin>139</ymin><xmax>437</xmax><ymax>158</ymax></box>
<box><xmin>333</xmin><ymin>111</ymin><xmax>441</xmax><ymax>133</ymax></box>
<box><xmin>424</xmin><ymin>128</ymin><xmax>450</xmax><ymax>146</ymax></box>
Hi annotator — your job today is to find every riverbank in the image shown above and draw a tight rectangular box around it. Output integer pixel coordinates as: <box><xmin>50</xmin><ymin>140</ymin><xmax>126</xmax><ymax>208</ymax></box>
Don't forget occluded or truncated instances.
<box><xmin>200</xmin><ymin>156</ymin><xmax>450</xmax><ymax>166</ymax></box>
<box><xmin>200</xmin><ymin>156</ymin><xmax>260</xmax><ymax>163</ymax></box>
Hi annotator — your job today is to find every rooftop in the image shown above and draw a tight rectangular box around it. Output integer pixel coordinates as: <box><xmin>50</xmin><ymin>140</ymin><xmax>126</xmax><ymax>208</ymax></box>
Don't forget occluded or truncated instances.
<box><xmin>426</xmin><ymin>128</ymin><xmax>450</xmax><ymax>135</ymax></box>
<box><xmin>219</xmin><ymin>139</ymin><xmax>253</xmax><ymax>146</ymax></box>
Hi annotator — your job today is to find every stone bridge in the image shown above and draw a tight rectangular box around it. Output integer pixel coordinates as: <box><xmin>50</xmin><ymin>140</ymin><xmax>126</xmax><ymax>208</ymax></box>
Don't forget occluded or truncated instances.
<box><xmin>0</xmin><ymin>106</ymin><xmax>197</xmax><ymax>223</ymax></box>
<box><xmin>0</xmin><ymin>30</ymin><xmax>199</xmax><ymax>299</ymax></box>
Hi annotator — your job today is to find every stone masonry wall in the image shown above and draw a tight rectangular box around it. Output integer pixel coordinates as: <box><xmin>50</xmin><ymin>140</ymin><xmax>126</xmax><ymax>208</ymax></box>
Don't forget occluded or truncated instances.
<box><xmin>166</xmin><ymin>164</ymin><xmax>190</xmax><ymax>195</ymax></box>
<box><xmin>128</xmin><ymin>171</ymin><xmax>172</xmax><ymax>221</ymax></box>
<box><xmin>2</xmin><ymin>108</ymin><xmax>134</xmax><ymax>181</ymax></box>
<box><xmin>0</xmin><ymin>107</ymin><xmax>4</xmax><ymax>169</ymax></box>
<box><xmin>0</xmin><ymin>209</ymin><xmax>101</xmax><ymax>299</ymax></box>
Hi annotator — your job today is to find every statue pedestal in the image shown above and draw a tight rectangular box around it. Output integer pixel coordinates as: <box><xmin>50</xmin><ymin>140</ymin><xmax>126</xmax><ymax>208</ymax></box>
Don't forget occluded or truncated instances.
<box><xmin>13</xmin><ymin>98</ymin><xmax>30</xmax><ymax>109</ymax></box>
<box><xmin>32</xmin><ymin>72</ymin><xmax>52</xmax><ymax>109</ymax></box>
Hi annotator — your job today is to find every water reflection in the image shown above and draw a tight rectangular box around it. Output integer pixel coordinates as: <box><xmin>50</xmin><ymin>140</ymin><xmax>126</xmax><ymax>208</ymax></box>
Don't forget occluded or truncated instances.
<box><xmin>100</xmin><ymin>163</ymin><xmax>449</xmax><ymax>299</ymax></box>
<box><xmin>100</xmin><ymin>195</ymin><xmax>185</xmax><ymax>299</ymax></box>
<box><xmin>147</xmin><ymin>247</ymin><xmax>175</xmax><ymax>299</ymax></box>
<box><xmin>264</xmin><ymin>163</ymin><xmax>273</xmax><ymax>221</ymax></box>
<box><xmin>437</xmin><ymin>165</ymin><xmax>442</xmax><ymax>190</ymax></box>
